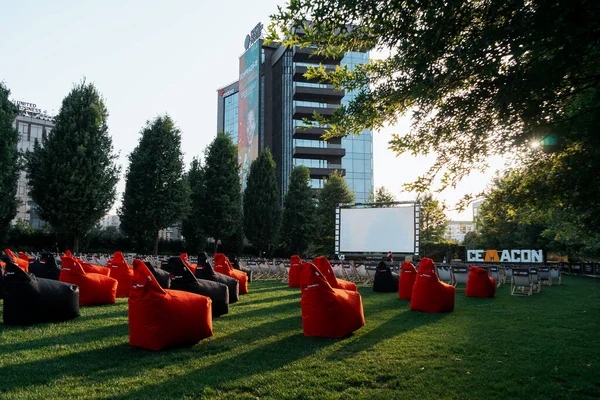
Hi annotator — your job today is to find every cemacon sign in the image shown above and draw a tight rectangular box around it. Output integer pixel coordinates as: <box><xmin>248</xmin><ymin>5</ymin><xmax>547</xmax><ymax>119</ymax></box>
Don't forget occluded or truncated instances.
<box><xmin>467</xmin><ymin>249</ymin><xmax>544</xmax><ymax>263</ymax></box>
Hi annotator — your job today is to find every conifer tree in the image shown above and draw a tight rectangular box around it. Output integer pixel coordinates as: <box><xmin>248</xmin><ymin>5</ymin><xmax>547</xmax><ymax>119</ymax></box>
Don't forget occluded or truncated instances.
<box><xmin>316</xmin><ymin>171</ymin><xmax>354</xmax><ymax>256</ymax></box>
<box><xmin>0</xmin><ymin>83</ymin><xmax>20</xmax><ymax>240</ymax></box>
<box><xmin>280</xmin><ymin>165</ymin><xmax>315</xmax><ymax>256</ymax></box>
<box><xmin>119</xmin><ymin>115</ymin><xmax>188</xmax><ymax>254</ymax></box>
<box><xmin>26</xmin><ymin>81</ymin><xmax>119</xmax><ymax>251</ymax></box>
<box><xmin>243</xmin><ymin>148</ymin><xmax>280</xmax><ymax>256</ymax></box>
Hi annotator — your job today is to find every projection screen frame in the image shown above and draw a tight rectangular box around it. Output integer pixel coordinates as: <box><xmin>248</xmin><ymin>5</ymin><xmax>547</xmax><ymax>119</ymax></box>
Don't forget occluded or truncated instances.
<box><xmin>335</xmin><ymin>201</ymin><xmax>420</xmax><ymax>258</ymax></box>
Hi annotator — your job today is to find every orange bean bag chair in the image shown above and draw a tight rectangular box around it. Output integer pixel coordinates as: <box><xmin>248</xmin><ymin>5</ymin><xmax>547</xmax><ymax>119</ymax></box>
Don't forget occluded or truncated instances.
<box><xmin>107</xmin><ymin>252</ymin><xmax>134</xmax><ymax>297</ymax></box>
<box><xmin>4</xmin><ymin>249</ymin><xmax>29</xmax><ymax>272</ymax></box>
<box><xmin>288</xmin><ymin>255</ymin><xmax>302</xmax><ymax>288</ymax></box>
<box><xmin>299</xmin><ymin>262</ymin><xmax>365</xmax><ymax>338</ymax></box>
<box><xmin>313</xmin><ymin>256</ymin><xmax>357</xmax><ymax>292</ymax></box>
<box><xmin>180</xmin><ymin>253</ymin><xmax>197</xmax><ymax>274</ymax></box>
<box><xmin>80</xmin><ymin>261</ymin><xmax>110</xmax><ymax>276</ymax></box>
<box><xmin>399</xmin><ymin>262</ymin><xmax>417</xmax><ymax>300</ymax></box>
<box><xmin>59</xmin><ymin>256</ymin><xmax>117</xmax><ymax>306</ymax></box>
<box><xmin>410</xmin><ymin>258</ymin><xmax>455</xmax><ymax>313</ymax></box>
<box><xmin>129</xmin><ymin>260</ymin><xmax>213</xmax><ymax>350</ymax></box>
<box><xmin>18</xmin><ymin>251</ymin><xmax>35</xmax><ymax>263</ymax></box>
<box><xmin>213</xmin><ymin>253</ymin><xmax>248</xmax><ymax>294</ymax></box>
<box><xmin>465</xmin><ymin>266</ymin><xmax>496</xmax><ymax>298</ymax></box>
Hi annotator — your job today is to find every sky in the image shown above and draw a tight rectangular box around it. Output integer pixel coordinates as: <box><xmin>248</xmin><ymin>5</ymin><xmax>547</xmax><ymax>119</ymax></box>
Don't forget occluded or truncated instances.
<box><xmin>0</xmin><ymin>0</ymin><xmax>506</xmax><ymax>221</ymax></box>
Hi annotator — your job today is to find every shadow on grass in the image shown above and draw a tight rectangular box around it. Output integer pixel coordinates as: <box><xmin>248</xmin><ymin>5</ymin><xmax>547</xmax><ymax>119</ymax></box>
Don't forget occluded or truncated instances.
<box><xmin>326</xmin><ymin>308</ymin><xmax>449</xmax><ymax>361</ymax></box>
<box><xmin>223</xmin><ymin>298</ymin><xmax>301</xmax><ymax>321</ymax></box>
<box><xmin>0</xmin><ymin>313</ymin><xmax>304</xmax><ymax>395</ymax></box>
<box><xmin>111</xmin><ymin>331</ymin><xmax>337</xmax><ymax>399</ymax></box>
<box><xmin>0</xmin><ymin>323</ymin><xmax>128</xmax><ymax>353</ymax></box>
<box><xmin>238</xmin><ymin>292</ymin><xmax>300</xmax><ymax>306</ymax></box>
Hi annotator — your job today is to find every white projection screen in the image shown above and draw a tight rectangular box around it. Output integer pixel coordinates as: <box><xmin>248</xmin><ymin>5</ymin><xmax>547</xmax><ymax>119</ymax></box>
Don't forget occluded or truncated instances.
<box><xmin>338</xmin><ymin>205</ymin><xmax>416</xmax><ymax>254</ymax></box>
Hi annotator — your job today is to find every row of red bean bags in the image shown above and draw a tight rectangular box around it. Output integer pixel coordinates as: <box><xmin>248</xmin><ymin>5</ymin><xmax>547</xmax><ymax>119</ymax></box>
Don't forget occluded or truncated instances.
<box><xmin>3</xmin><ymin>249</ymin><xmax>29</xmax><ymax>272</ymax></box>
<box><xmin>213</xmin><ymin>253</ymin><xmax>248</xmax><ymax>294</ymax></box>
<box><xmin>194</xmin><ymin>252</ymin><xmax>239</xmax><ymax>304</ymax></box>
<box><xmin>59</xmin><ymin>256</ymin><xmax>117</xmax><ymax>306</ymax></box>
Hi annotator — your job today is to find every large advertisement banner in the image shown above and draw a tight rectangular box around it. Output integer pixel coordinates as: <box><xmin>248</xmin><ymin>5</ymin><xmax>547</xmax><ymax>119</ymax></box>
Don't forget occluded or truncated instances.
<box><xmin>238</xmin><ymin>40</ymin><xmax>260</xmax><ymax>187</ymax></box>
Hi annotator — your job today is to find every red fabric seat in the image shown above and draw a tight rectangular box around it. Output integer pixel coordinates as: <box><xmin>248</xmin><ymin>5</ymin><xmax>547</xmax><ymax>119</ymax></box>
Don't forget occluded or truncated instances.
<box><xmin>410</xmin><ymin>258</ymin><xmax>455</xmax><ymax>313</ymax></box>
<box><xmin>129</xmin><ymin>260</ymin><xmax>213</xmax><ymax>350</ymax></box>
<box><xmin>213</xmin><ymin>253</ymin><xmax>248</xmax><ymax>294</ymax></box>
<box><xmin>107</xmin><ymin>252</ymin><xmax>134</xmax><ymax>298</ymax></box>
<box><xmin>466</xmin><ymin>266</ymin><xmax>496</xmax><ymax>298</ymax></box>
<box><xmin>80</xmin><ymin>261</ymin><xmax>110</xmax><ymax>276</ymax></box>
<box><xmin>179</xmin><ymin>253</ymin><xmax>197</xmax><ymax>274</ymax></box>
<box><xmin>288</xmin><ymin>255</ymin><xmax>302</xmax><ymax>288</ymax></box>
<box><xmin>299</xmin><ymin>262</ymin><xmax>364</xmax><ymax>338</ymax></box>
<box><xmin>4</xmin><ymin>249</ymin><xmax>29</xmax><ymax>272</ymax></box>
<box><xmin>399</xmin><ymin>262</ymin><xmax>417</xmax><ymax>300</ymax></box>
<box><xmin>59</xmin><ymin>256</ymin><xmax>117</xmax><ymax>306</ymax></box>
<box><xmin>313</xmin><ymin>256</ymin><xmax>357</xmax><ymax>291</ymax></box>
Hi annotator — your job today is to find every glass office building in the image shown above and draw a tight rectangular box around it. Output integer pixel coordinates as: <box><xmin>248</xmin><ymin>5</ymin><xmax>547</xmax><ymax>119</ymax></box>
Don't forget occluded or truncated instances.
<box><xmin>217</xmin><ymin>28</ymin><xmax>373</xmax><ymax>202</ymax></box>
<box><xmin>12</xmin><ymin>102</ymin><xmax>55</xmax><ymax>228</ymax></box>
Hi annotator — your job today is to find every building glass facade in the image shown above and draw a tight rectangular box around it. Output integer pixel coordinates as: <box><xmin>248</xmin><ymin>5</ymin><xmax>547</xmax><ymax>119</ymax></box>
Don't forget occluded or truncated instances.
<box><xmin>217</xmin><ymin>32</ymin><xmax>373</xmax><ymax>203</ymax></box>
<box><xmin>340</xmin><ymin>51</ymin><xmax>373</xmax><ymax>203</ymax></box>
<box><xmin>223</xmin><ymin>92</ymin><xmax>238</xmax><ymax>143</ymax></box>
<box><xmin>13</xmin><ymin>113</ymin><xmax>54</xmax><ymax>228</ymax></box>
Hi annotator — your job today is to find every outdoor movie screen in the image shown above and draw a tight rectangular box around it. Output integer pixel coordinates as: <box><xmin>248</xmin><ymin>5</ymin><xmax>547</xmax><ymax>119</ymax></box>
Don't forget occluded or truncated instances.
<box><xmin>339</xmin><ymin>206</ymin><xmax>416</xmax><ymax>254</ymax></box>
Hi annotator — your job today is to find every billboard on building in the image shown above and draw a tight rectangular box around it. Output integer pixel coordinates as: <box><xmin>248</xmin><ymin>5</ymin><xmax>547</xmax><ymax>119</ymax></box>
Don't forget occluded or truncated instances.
<box><xmin>238</xmin><ymin>40</ymin><xmax>260</xmax><ymax>187</ymax></box>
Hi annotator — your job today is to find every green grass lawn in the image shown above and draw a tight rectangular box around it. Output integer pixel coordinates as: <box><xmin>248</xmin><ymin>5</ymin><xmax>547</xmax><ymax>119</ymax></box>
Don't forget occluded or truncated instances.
<box><xmin>0</xmin><ymin>276</ymin><xmax>599</xmax><ymax>399</ymax></box>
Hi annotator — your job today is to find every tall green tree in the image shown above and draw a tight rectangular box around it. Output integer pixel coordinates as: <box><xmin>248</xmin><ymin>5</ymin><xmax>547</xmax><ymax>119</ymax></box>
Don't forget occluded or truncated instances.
<box><xmin>0</xmin><ymin>83</ymin><xmax>20</xmax><ymax>240</ymax></box>
<box><xmin>419</xmin><ymin>193</ymin><xmax>449</xmax><ymax>244</ymax></box>
<box><xmin>368</xmin><ymin>186</ymin><xmax>396</xmax><ymax>206</ymax></box>
<box><xmin>316</xmin><ymin>171</ymin><xmax>354</xmax><ymax>256</ymax></box>
<box><xmin>119</xmin><ymin>115</ymin><xmax>189</xmax><ymax>255</ymax></box>
<box><xmin>181</xmin><ymin>158</ymin><xmax>206</xmax><ymax>254</ymax></box>
<box><xmin>25</xmin><ymin>82</ymin><xmax>119</xmax><ymax>252</ymax></box>
<box><xmin>268</xmin><ymin>0</ymin><xmax>600</xmax><ymax>237</ymax></box>
<box><xmin>243</xmin><ymin>148</ymin><xmax>280</xmax><ymax>256</ymax></box>
<box><xmin>200</xmin><ymin>132</ymin><xmax>242</xmax><ymax>253</ymax></box>
<box><xmin>280</xmin><ymin>165</ymin><xmax>315</xmax><ymax>256</ymax></box>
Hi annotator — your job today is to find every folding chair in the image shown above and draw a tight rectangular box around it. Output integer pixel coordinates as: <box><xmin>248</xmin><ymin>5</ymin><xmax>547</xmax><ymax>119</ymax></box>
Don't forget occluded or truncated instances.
<box><xmin>280</xmin><ymin>260</ymin><xmax>290</xmax><ymax>283</ymax></box>
<box><xmin>488</xmin><ymin>266</ymin><xmax>502</xmax><ymax>287</ymax></box>
<box><xmin>530</xmin><ymin>268</ymin><xmax>541</xmax><ymax>293</ymax></box>
<box><xmin>343</xmin><ymin>262</ymin><xmax>356</xmax><ymax>282</ymax></box>
<box><xmin>451</xmin><ymin>266</ymin><xmax>469</xmax><ymax>289</ymax></box>
<box><xmin>539</xmin><ymin>267</ymin><xmax>552</xmax><ymax>286</ymax></box>
<box><xmin>550</xmin><ymin>267</ymin><xmax>562</xmax><ymax>285</ymax></box>
<box><xmin>437</xmin><ymin>266</ymin><xmax>452</xmax><ymax>284</ymax></box>
<box><xmin>331</xmin><ymin>262</ymin><xmax>346</xmax><ymax>279</ymax></box>
<box><xmin>355</xmin><ymin>263</ymin><xmax>373</xmax><ymax>285</ymax></box>
<box><xmin>511</xmin><ymin>268</ymin><xmax>533</xmax><ymax>296</ymax></box>
<box><xmin>247</xmin><ymin>260</ymin><xmax>261</xmax><ymax>280</ymax></box>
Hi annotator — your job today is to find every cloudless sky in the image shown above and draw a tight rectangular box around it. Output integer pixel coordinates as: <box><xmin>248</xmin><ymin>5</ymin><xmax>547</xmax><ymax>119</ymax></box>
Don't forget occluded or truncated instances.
<box><xmin>1</xmin><ymin>0</ymin><xmax>506</xmax><ymax>220</ymax></box>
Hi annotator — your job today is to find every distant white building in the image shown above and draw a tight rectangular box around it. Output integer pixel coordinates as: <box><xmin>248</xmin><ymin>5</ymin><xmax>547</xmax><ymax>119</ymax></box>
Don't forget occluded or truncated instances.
<box><xmin>445</xmin><ymin>221</ymin><xmax>475</xmax><ymax>243</ymax></box>
<box><xmin>472</xmin><ymin>199</ymin><xmax>485</xmax><ymax>223</ymax></box>
<box><xmin>159</xmin><ymin>226</ymin><xmax>182</xmax><ymax>241</ymax></box>
<box><xmin>100</xmin><ymin>214</ymin><xmax>120</xmax><ymax>229</ymax></box>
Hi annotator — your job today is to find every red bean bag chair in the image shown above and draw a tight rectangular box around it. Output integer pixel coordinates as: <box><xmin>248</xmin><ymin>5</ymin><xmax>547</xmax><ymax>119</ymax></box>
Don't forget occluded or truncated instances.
<box><xmin>410</xmin><ymin>258</ymin><xmax>455</xmax><ymax>313</ymax></box>
<box><xmin>466</xmin><ymin>266</ymin><xmax>496</xmax><ymax>298</ymax></box>
<box><xmin>213</xmin><ymin>253</ymin><xmax>248</xmax><ymax>294</ymax></box>
<box><xmin>4</xmin><ymin>249</ymin><xmax>29</xmax><ymax>272</ymax></box>
<box><xmin>288</xmin><ymin>255</ymin><xmax>302</xmax><ymax>288</ymax></box>
<box><xmin>179</xmin><ymin>253</ymin><xmax>197</xmax><ymax>274</ymax></box>
<box><xmin>313</xmin><ymin>256</ymin><xmax>357</xmax><ymax>292</ymax></box>
<box><xmin>80</xmin><ymin>260</ymin><xmax>110</xmax><ymax>276</ymax></box>
<box><xmin>107</xmin><ymin>252</ymin><xmax>134</xmax><ymax>297</ymax></box>
<box><xmin>129</xmin><ymin>260</ymin><xmax>213</xmax><ymax>351</ymax></box>
<box><xmin>299</xmin><ymin>262</ymin><xmax>365</xmax><ymax>338</ymax></box>
<box><xmin>399</xmin><ymin>262</ymin><xmax>417</xmax><ymax>300</ymax></box>
<box><xmin>59</xmin><ymin>256</ymin><xmax>117</xmax><ymax>306</ymax></box>
<box><xmin>65</xmin><ymin>250</ymin><xmax>73</xmax><ymax>257</ymax></box>
<box><xmin>18</xmin><ymin>251</ymin><xmax>35</xmax><ymax>263</ymax></box>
